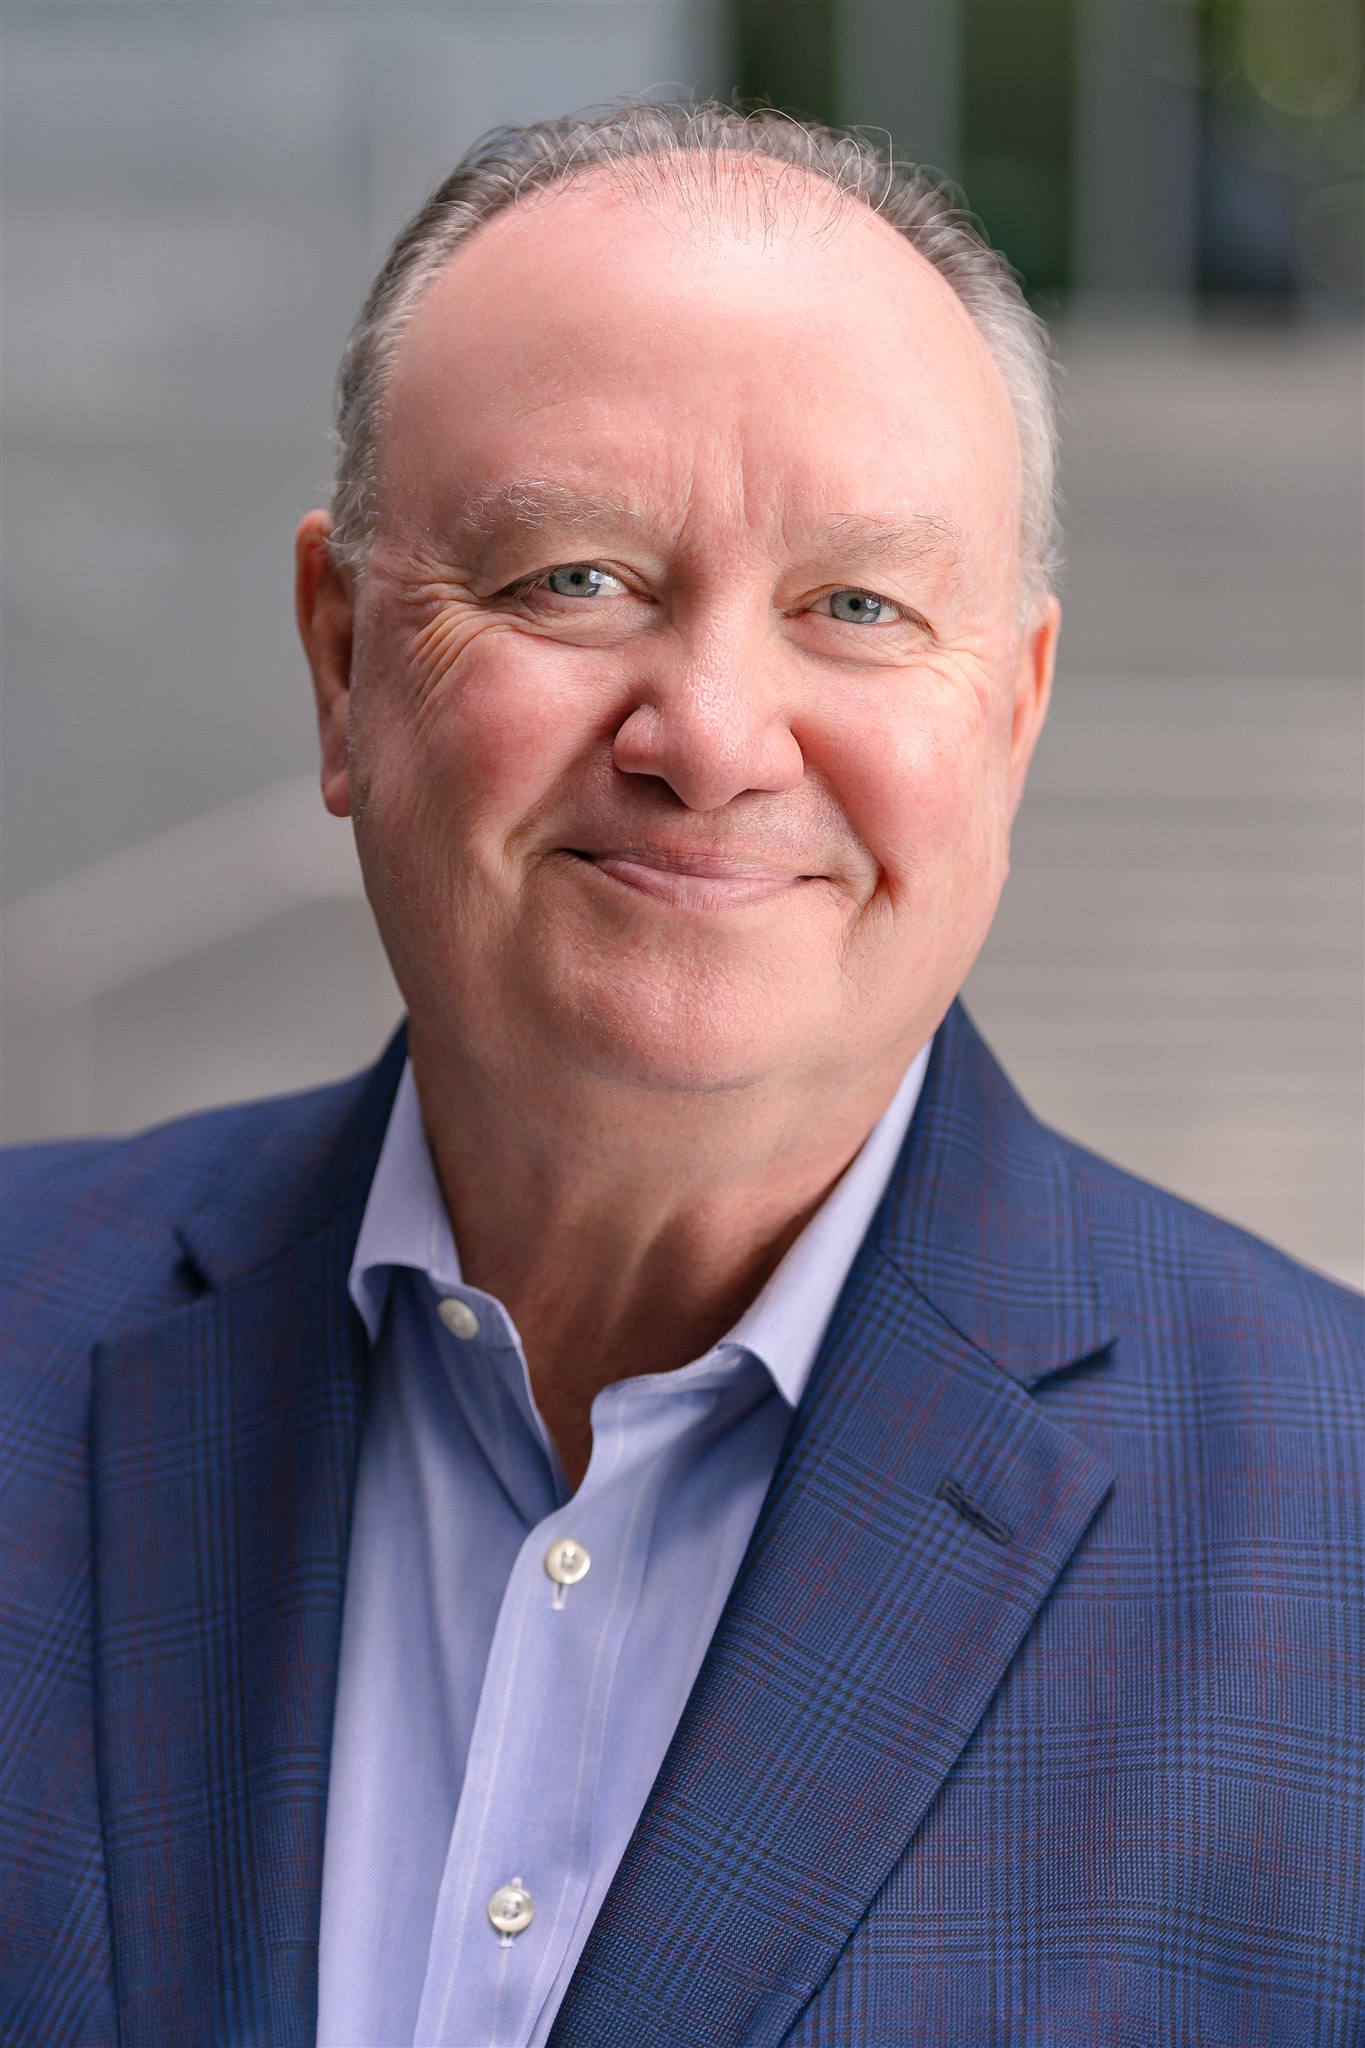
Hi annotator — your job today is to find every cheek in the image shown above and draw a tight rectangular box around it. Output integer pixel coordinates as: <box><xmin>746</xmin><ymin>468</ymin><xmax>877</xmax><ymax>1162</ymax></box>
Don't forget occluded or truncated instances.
<box><xmin>357</xmin><ymin>614</ymin><xmax>620</xmax><ymax>853</ymax></box>
<box><xmin>425</xmin><ymin>647</ymin><xmax>568</xmax><ymax>838</ymax></box>
<box><xmin>818</xmin><ymin>682</ymin><xmax>1009</xmax><ymax>895</ymax></box>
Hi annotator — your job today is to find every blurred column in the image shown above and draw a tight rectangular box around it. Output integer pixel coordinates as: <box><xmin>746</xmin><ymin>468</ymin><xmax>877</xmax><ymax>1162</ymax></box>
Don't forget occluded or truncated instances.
<box><xmin>836</xmin><ymin>0</ymin><xmax>961</xmax><ymax>182</ymax></box>
<box><xmin>960</xmin><ymin>0</ymin><xmax>1076</xmax><ymax>298</ymax></box>
<box><xmin>1071</xmin><ymin>0</ymin><xmax>1200</xmax><ymax>309</ymax></box>
<box><xmin>734</xmin><ymin>0</ymin><xmax>838</xmax><ymax>122</ymax></box>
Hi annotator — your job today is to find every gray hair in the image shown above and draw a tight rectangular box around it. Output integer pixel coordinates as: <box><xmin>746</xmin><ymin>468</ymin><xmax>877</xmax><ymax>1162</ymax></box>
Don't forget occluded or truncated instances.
<box><xmin>330</xmin><ymin>100</ymin><xmax>1061</xmax><ymax>600</ymax></box>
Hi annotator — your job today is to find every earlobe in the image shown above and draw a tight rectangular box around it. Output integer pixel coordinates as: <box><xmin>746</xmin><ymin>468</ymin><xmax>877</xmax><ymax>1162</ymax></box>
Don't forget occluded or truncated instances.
<box><xmin>294</xmin><ymin>509</ymin><xmax>355</xmax><ymax>819</ymax></box>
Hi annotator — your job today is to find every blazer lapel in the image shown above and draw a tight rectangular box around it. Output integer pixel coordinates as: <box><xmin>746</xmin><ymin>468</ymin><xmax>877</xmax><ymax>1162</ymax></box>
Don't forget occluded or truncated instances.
<box><xmin>90</xmin><ymin>1041</ymin><xmax>403</xmax><ymax>2047</ymax></box>
<box><xmin>552</xmin><ymin>1005</ymin><xmax>1117</xmax><ymax>2047</ymax></box>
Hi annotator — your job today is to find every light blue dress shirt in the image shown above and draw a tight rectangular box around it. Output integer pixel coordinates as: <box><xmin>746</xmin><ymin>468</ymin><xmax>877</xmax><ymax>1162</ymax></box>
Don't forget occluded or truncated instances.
<box><xmin>316</xmin><ymin>1044</ymin><xmax>929</xmax><ymax>2048</ymax></box>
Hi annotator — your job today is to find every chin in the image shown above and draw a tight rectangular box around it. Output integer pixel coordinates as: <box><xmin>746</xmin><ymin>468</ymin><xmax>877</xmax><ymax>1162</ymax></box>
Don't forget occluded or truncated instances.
<box><xmin>539</xmin><ymin>959</ymin><xmax>800</xmax><ymax>1098</ymax></box>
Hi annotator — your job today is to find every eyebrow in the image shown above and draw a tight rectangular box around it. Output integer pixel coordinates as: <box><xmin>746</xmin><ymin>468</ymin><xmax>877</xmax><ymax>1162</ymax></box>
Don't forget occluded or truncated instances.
<box><xmin>445</xmin><ymin>478</ymin><xmax>963</xmax><ymax>573</ymax></box>
<box><xmin>447</xmin><ymin>479</ymin><xmax>641</xmax><ymax>547</ymax></box>
<box><xmin>805</xmin><ymin>512</ymin><xmax>963</xmax><ymax>571</ymax></box>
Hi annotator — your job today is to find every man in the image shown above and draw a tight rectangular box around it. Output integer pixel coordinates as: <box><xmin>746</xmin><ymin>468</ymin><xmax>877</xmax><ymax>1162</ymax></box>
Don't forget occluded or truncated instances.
<box><xmin>2</xmin><ymin>102</ymin><xmax>1361</xmax><ymax>2048</ymax></box>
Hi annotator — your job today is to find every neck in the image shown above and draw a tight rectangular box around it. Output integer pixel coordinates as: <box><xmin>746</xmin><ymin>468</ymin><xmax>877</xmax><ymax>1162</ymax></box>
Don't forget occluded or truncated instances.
<box><xmin>407</xmin><ymin>1025</ymin><xmax>913</xmax><ymax>1488</ymax></box>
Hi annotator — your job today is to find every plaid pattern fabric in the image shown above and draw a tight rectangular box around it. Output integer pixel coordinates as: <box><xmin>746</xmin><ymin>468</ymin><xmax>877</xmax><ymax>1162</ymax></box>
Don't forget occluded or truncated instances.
<box><xmin>1</xmin><ymin>1042</ymin><xmax>403</xmax><ymax>2047</ymax></box>
<box><xmin>3</xmin><ymin>1006</ymin><xmax>1362</xmax><ymax>2047</ymax></box>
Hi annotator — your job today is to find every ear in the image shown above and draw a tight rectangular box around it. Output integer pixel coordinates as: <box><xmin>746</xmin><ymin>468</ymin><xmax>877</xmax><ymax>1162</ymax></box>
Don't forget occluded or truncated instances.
<box><xmin>295</xmin><ymin>510</ymin><xmax>355</xmax><ymax>818</ymax></box>
<box><xmin>1007</xmin><ymin>593</ymin><xmax>1060</xmax><ymax>820</ymax></box>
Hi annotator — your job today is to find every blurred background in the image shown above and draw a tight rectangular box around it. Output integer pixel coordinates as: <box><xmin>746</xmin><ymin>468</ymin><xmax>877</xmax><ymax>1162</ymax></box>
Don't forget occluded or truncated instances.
<box><xmin>2</xmin><ymin>0</ymin><xmax>1361</xmax><ymax>1283</ymax></box>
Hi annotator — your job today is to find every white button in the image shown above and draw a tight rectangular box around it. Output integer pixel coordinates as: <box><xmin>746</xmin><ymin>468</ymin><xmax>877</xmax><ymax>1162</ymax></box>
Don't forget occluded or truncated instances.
<box><xmin>437</xmin><ymin>1296</ymin><xmax>480</xmax><ymax>1340</ymax></box>
<box><xmin>544</xmin><ymin>1537</ymin><xmax>591</xmax><ymax>1587</ymax></box>
<box><xmin>487</xmin><ymin>1880</ymin><xmax>534</xmax><ymax>1936</ymax></box>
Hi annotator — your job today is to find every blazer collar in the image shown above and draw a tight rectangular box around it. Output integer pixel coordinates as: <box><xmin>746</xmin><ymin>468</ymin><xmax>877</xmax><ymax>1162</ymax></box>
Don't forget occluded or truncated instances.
<box><xmin>877</xmin><ymin>1000</ymin><xmax>1112</xmax><ymax>1381</ymax></box>
<box><xmin>172</xmin><ymin>1002</ymin><xmax>1108</xmax><ymax>1375</ymax></box>
<box><xmin>171</xmin><ymin>1023</ymin><xmax>408</xmax><ymax>1291</ymax></box>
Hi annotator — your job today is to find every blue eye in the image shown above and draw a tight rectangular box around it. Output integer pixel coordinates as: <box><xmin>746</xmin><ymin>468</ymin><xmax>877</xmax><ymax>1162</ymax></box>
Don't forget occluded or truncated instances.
<box><xmin>828</xmin><ymin>588</ymin><xmax>887</xmax><ymax>624</ymax></box>
<box><xmin>546</xmin><ymin>564</ymin><xmax>610</xmax><ymax>597</ymax></box>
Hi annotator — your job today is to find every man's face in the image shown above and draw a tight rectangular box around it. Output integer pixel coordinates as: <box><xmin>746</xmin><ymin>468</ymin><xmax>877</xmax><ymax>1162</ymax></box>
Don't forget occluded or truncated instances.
<box><xmin>302</xmin><ymin>165</ymin><xmax>1058</xmax><ymax>1105</ymax></box>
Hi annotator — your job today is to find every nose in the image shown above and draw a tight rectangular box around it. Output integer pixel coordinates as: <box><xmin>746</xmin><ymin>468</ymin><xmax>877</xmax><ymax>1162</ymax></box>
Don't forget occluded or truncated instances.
<box><xmin>611</xmin><ymin>619</ymin><xmax>804</xmax><ymax>812</ymax></box>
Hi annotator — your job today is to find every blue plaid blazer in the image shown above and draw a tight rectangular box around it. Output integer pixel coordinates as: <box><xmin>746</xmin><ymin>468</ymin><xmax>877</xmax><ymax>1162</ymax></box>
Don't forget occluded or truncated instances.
<box><xmin>3</xmin><ymin>1004</ymin><xmax>1362</xmax><ymax>2047</ymax></box>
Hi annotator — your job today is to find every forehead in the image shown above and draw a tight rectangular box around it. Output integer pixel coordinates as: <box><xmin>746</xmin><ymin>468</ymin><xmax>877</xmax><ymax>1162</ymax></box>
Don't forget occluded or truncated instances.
<box><xmin>379</xmin><ymin>158</ymin><xmax>1020</xmax><ymax>561</ymax></box>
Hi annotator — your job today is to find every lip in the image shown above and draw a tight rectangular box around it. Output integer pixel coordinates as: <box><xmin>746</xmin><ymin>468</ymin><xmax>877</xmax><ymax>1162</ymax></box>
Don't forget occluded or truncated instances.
<box><xmin>570</xmin><ymin>848</ymin><xmax>813</xmax><ymax>910</ymax></box>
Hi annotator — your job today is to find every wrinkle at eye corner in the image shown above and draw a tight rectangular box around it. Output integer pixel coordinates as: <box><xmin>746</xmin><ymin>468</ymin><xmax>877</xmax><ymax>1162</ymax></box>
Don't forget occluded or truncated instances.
<box><xmin>409</xmin><ymin>602</ymin><xmax>500</xmax><ymax>683</ymax></box>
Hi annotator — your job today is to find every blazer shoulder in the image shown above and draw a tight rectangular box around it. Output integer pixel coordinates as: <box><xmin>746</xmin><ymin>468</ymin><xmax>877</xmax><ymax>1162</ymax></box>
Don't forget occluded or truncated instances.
<box><xmin>1055</xmin><ymin>1127</ymin><xmax>1363</xmax><ymax>1378</ymax></box>
<box><xmin>1</xmin><ymin>1047</ymin><xmax>401</xmax><ymax>1422</ymax></box>
<box><xmin>4</xmin><ymin>1074</ymin><xmax>360</xmax><ymax>1280</ymax></box>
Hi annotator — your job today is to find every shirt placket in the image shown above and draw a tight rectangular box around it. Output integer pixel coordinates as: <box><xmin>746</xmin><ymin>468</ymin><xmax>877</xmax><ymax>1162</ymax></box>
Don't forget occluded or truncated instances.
<box><xmin>414</xmin><ymin>1396</ymin><xmax>657</xmax><ymax>2047</ymax></box>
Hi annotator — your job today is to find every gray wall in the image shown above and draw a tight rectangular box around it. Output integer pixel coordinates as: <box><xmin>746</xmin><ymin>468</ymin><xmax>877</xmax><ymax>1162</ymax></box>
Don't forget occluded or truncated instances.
<box><xmin>3</xmin><ymin>2</ymin><xmax>1361</xmax><ymax>1285</ymax></box>
<box><xmin>963</xmin><ymin>321</ymin><xmax>1362</xmax><ymax>1287</ymax></box>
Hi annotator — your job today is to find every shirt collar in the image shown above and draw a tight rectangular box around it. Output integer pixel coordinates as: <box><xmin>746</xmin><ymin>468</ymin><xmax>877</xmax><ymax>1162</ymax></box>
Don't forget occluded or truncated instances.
<box><xmin>349</xmin><ymin>1044</ymin><xmax>931</xmax><ymax>1409</ymax></box>
<box><xmin>723</xmin><ymin>1043</ymin><xmax>929</xmax><ymax>1404</ymax></box>
<box><xmin>348</xmin><ymin>1063</ymin><xmax>462</xmax><ymax>1340</ymax></box>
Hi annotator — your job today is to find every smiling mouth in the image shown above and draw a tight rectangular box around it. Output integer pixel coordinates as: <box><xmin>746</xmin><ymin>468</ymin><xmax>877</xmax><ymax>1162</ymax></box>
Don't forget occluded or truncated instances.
<box><xmin>567</xmin><ymin>848</ymin><xmax>815</xmax><ymax>910</ymax></box>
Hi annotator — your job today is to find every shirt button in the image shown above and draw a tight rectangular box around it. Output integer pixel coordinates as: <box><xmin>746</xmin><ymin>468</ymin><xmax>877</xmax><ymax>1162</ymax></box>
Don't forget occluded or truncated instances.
<box><xmin>487</xmin><ymin>1880</ymin><xmax>535</xmax><ymax>1936</ymax></box>
<box><xmin>437</xmin><ymin>1296</ymin><xmax>480</xmax><ymax>1340</ymax></box>
<box><xmin>544</xmin><ymin>1537</ymin><xmax>591</xmax><ymax>1587</ymax></box>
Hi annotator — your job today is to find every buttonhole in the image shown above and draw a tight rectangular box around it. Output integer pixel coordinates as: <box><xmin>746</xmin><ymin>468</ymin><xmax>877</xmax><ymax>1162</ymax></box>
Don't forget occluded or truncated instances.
<box><xmin>938</xmin><ymin>1476</ymin><xmax>1011</xmax><ymax>1545</ymax></box>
